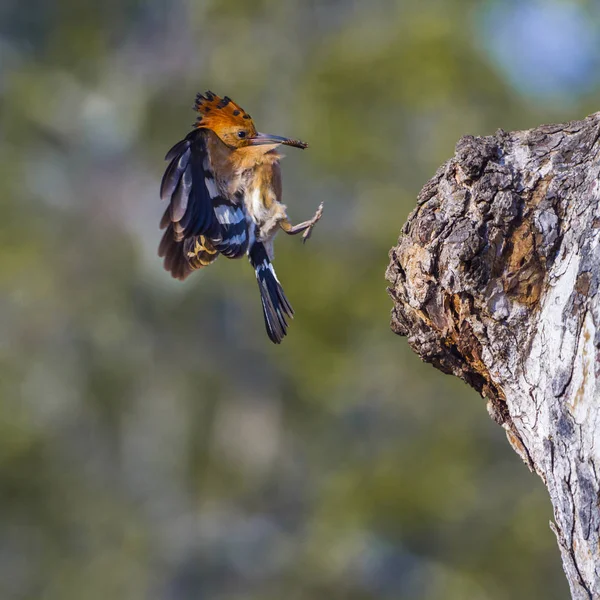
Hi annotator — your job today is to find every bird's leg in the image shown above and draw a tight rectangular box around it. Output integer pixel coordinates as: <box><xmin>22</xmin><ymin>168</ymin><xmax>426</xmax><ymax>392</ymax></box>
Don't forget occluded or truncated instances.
<box><xmin>279</xmin><ymin>202</ymin><xmax>324</xmax><ymax>243</ymax></box>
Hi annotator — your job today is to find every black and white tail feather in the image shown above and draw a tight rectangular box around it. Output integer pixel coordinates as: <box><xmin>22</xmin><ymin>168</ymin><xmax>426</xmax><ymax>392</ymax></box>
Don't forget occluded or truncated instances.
<box><xmin>248</xmin><ymin>242</ymin><xmax>294</xmax><ymax>344</ymax></box>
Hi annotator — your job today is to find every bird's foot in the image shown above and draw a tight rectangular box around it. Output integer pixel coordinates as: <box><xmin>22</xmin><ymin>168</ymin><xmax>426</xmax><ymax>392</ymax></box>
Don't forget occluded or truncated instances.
<box><xmin>302</xmin><ymin>202</ymin><xmax>324</xmax><ymax>244</ymax></box>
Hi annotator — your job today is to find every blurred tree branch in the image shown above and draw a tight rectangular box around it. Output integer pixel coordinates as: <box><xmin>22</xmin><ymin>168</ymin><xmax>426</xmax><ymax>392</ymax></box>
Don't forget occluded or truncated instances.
<box><xmin>386</xmin><ymin>113</ymin><xmax>600</xmax><ymax>599</ymax></box>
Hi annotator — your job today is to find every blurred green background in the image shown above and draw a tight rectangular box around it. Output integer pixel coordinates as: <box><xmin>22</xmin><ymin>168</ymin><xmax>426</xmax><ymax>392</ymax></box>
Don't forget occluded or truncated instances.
<box><xmin>2</xmin><ymin>0</ymin><xmax>599</xmax><ymax>598</ymax></box>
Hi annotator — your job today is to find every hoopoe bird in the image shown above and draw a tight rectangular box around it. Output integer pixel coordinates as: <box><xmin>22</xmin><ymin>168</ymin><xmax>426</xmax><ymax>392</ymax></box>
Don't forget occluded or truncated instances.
<box><xmin>159</xmin><ymin>91</ymin><xmax>323</xmax><ymax>343</ymax></box>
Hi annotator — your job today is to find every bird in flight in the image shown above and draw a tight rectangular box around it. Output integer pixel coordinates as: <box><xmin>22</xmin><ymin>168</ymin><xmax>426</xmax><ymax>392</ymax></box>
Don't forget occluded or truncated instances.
<box><xmin>159</xmin><ymin>91</ymin><xmax>323</xmax><ymax>343</ymax></box>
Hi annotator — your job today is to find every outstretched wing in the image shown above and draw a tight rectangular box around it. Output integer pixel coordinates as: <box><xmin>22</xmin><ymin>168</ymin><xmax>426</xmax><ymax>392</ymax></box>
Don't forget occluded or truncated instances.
<box><xmin>159</xmin><ymin>129</ymin><xmax>220</xmax><ymax>279</ymax></box>
<box><xmin>160</xmin><ymin>129</ymin><xmax>218</xmax><ymax>233</ymax></box>
<box><xmin>159</xmin><ymin>129</ymin><xmax>249</xmax><ymax>278</ymax></box>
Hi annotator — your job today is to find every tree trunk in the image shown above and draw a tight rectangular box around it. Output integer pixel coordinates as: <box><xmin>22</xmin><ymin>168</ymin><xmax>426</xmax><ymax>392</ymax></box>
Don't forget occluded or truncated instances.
<box><xmin>386</xmin><ymin>113</ymin><xmax>600</xmax><ymax>599</ymax></box>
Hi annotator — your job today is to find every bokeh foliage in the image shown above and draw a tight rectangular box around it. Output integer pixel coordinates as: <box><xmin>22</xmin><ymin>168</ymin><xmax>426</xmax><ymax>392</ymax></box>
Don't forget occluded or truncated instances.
<box><xmin>2</xmin><ymin>0</ymin><xmax>597</xmax><ymax>598</ymax></box>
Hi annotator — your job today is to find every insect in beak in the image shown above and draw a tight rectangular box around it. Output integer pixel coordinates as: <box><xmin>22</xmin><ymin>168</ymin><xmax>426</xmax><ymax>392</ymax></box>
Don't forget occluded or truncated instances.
<box><xmin>249</xmin><ymin>132</ymin><xmax>308</xmax><ymax>149</ymax></box>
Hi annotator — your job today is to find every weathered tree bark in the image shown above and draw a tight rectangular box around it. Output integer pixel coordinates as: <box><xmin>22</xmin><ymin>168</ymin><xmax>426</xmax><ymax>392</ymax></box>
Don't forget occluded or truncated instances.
<box><xmin>386</xmin><ymin>113</ymin><xmax>600</xmax><ymax>598</ymax></box>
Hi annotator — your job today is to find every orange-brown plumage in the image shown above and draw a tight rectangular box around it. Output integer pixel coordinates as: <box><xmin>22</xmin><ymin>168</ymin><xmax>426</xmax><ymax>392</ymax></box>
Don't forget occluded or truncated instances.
<box><xmin>194</xmin><ymin>91</ymin><xmax>257</xmax><ymax>148</ymax></box>
<box><xmin>194</xmin><ymin>90</ymin><xmax>307</xmax><ymax>152</ymax></box>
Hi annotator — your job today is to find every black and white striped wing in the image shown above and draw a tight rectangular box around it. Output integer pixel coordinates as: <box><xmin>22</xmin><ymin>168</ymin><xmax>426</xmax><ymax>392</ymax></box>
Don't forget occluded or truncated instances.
<box><xmin>160</xmin><ymin>129</ymin><xmax>218</xmax><ymax>240</ymax></box>
<box><xmin>159</xmin><ymin>129</ymin><xmax>222</xmax><ymax>279</ymax></box>
<box><xmin>159</xmin><ymin>129</ymin><xmax>249</xmax><ymax>278</ymax></box>
<box><xmin>211</xmin><ymin>191</ymin><xmax>249</xmax><ymax>259</ymax></box>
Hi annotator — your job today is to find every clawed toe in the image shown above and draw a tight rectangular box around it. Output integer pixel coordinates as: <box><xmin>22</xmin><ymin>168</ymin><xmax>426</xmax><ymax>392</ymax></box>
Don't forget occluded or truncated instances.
<box><xmin>302</xmin><ymin>203</ymin><xmax>324</xmax><ymax>244</ymax></box>
<box><xmin>313</xmin><ymin>202</ymin><xmax>324</xmax><ymax>221</ymax></box>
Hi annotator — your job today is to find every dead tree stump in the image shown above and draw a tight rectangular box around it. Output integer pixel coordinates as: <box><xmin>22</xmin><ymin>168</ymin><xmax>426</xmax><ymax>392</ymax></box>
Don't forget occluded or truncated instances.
<box><xmin>386</xmin><ymin>113</ymin><xmax>600</xmax><ymax>599</ymax></box>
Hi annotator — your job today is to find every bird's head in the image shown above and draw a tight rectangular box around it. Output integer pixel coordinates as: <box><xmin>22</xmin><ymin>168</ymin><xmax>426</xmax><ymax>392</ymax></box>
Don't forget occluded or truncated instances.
<box><xmin>194</xmin><ymin>91</ymin><xmax>307</xmax><ymax>152</ymax></box>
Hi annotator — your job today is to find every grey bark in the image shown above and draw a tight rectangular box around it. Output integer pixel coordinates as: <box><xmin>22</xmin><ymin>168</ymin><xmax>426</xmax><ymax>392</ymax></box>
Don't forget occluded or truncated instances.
<box><xmin>386</xmin><ymin>112</ymin><xmax>600</xmax><ymax>599</ymax></box>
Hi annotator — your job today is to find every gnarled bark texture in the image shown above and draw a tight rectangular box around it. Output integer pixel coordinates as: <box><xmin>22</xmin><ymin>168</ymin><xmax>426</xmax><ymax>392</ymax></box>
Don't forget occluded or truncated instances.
<box><xmin>386</xmin><ymin>113</ymin><xmax>600</xmax><ymax>599</ymax></box>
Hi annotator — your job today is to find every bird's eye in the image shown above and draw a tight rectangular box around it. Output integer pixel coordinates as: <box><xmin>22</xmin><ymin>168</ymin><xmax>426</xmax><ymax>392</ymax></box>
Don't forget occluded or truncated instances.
<box><xmin>237</xmin><ymin>131</ymin><xmax>247</xmax><ymax>139</ymax></box>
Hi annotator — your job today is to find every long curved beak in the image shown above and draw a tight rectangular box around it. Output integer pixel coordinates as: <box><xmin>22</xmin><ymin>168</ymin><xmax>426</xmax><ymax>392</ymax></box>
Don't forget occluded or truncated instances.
<box><xmin>249</xmin><ymin>132</ymin><xmax>308</xmax><ymax>149</ymax></box>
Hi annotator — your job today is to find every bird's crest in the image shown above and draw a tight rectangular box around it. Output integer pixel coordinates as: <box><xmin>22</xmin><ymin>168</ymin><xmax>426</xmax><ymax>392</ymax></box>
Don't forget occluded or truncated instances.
<box><xmin>194</xmin><ymin>91</ymin><xmax>257</xmax><ymax>135</ymax></box>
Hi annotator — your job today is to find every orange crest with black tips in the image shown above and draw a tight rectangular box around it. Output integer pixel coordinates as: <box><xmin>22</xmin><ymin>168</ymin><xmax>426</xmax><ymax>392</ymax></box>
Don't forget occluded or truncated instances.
<box><xmin>194</xmin><ymin>91</ymin><xmax>257</xmax><ymax>138</ymax></box>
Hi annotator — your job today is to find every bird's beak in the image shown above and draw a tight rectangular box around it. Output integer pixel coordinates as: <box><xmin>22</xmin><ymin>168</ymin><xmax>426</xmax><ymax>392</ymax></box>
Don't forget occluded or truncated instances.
<box><xmin>249</xmin><ymin>132</ymin><xmax>308</xmax><ymax>149</ymax></box>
